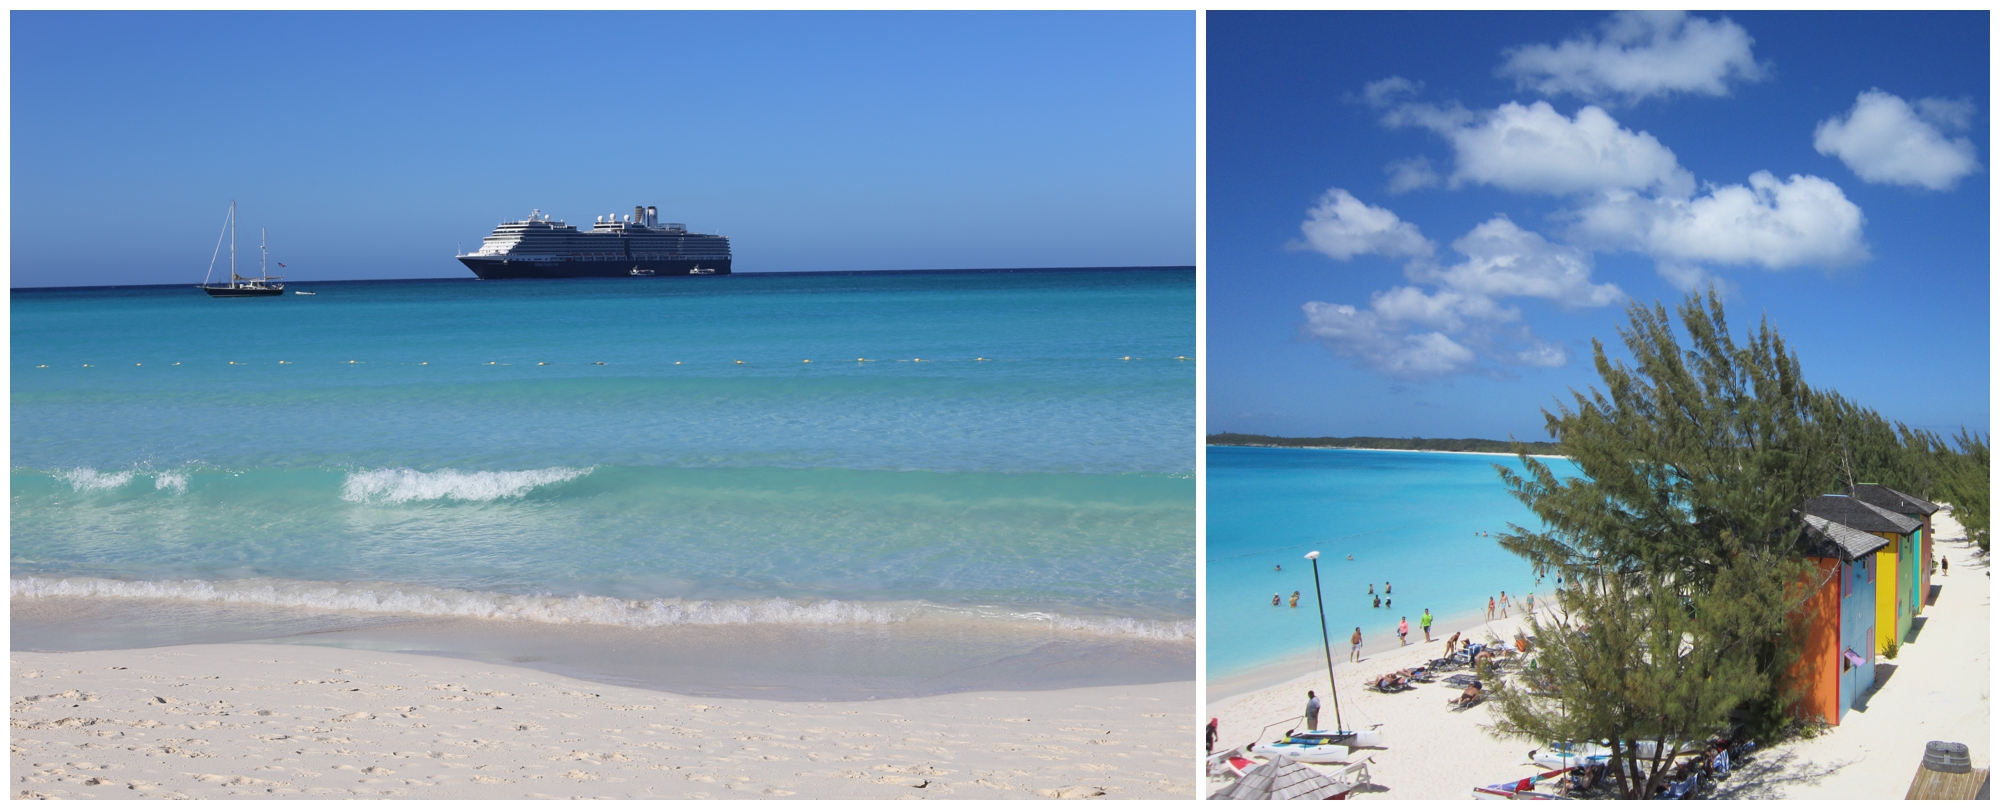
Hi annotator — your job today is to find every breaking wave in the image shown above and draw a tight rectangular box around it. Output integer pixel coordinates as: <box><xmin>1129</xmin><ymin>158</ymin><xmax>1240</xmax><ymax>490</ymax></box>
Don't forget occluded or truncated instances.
<box><xmin>11</xmin><ymin>576</ymin><xmax>1192</xmax><ymax>641</ymax></box>
<box><xmin>340</xmin><ymin>466</ymin><xmax>591</xmax><ymax>504</ymax></box>
<box><xmin>53</xmin><ymin>467</ymin><xmax>136</xmax><ymax>492</ymax></box>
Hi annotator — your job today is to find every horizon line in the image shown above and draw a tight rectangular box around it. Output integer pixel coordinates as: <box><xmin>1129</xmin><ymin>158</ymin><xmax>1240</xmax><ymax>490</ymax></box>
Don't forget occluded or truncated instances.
<box><xmin>12</xmin><ymin>264</ymin><xmax>1196</xmax><ymax>293</ymax></box>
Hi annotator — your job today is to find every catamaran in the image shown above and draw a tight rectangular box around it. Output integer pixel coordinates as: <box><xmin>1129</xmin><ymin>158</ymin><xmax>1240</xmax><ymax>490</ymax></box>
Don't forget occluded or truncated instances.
<box><xmin>200</xmin><ymin>200</ymin><xmax>284</xmax><ymax>297</ymax></box>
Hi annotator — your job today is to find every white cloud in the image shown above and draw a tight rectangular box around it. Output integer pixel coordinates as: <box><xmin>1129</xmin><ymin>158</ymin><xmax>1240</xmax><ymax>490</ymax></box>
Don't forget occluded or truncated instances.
<box><xmin>1362</xmin><ymin>76</ymin><xmax>1423</xmax><ymax>107</ymax></box>
<box><xmin>1814</xmin><ymin>89</ymin><xmax>1982</xmax><ymax>191</ymax></box>
<box><xmin>1298</xmin><ymin>202</ymin><xmax>1622</xmax><ymax>379</ymax></box>
<box><xmin>1291</xmin><ymin>188</ymin><xmax>1434</xmax><ymax>261</ymax></box>
<box><xmin>1571</xmin><ymin>172</ymin><xmax>1869</xmax><ymax>288</ymax></box>
<box><xmin>1420</xmin><ymin>217</ymin><xmax>1623</xmax><ymax>308</ymax></box>
<box><xmin>1499</xmin><ymin>11</ymin><xmax>1767</xmax><ymax>104</ymax></box>
<box><xmin>1384</xmin><ymin>156</ymin><xmax>1441</xmax><ymax>194</ymax></box>
<box><xmin>1391</xmin><ymin>100</ymin><xmax>1693</xmax><ymax>196</ymax></box>
<box><xmin>1302</xmin><ymin>302</ymin><xmax>1479</xmax><ymax>378</ymax></box>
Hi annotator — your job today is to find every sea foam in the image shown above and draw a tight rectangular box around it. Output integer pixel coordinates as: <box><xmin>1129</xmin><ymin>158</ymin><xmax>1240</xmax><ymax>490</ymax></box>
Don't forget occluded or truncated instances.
<box><xmin>54</xmin><ymin>467</ymin><xmax>136</xmax><ymax>492</ymax></box>
<box><xmin>11</xmin><ymin>576</ymin><xmax>1193</xmax><ymax>641</ymax></box>
<box><xmin>340</xmin><ymin>466</ymin><xmax>590</xmax><ymax>504</ymax></box>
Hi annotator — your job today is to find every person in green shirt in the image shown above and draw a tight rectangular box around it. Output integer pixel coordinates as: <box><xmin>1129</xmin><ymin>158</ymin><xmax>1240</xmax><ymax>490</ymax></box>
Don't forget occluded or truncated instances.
<box><xmin>1420</xmin><ymin>609</ymin><xmax>1433</xmax><ymax>642</ymax></box>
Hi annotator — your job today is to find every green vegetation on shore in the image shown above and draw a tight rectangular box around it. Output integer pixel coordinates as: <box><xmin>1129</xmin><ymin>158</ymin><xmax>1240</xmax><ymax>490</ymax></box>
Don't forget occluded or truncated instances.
<box><xmin>1484</xmin><ymin>292</ymin><xmax>1988</xmax><ymax>799</ymax></box>
<box><xmin>1205</xmin><ymin>433</ymin><xmax>1563</xmax><ymax>455</ymax></box>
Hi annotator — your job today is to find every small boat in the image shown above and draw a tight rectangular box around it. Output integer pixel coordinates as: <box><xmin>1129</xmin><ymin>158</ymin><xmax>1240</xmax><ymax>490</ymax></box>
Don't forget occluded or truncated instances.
<box><xmin>1530</xmin><ymin>741</ymin><xmax>1610</xmax><ymax>771</ymax></box>
<box><xmin>689</xmin><ymin>266</ymin><xmax>717</xmax><ymax>275</ymax></box>
<box><xmin>294</xmin><ymin>290</ymin><xmax>315</xmax><ymax>296</ymax></box>
<box><xmin>1472</xmin><ymin>767</ymin><xmax>1577</xmax><ymax>800</ymax></box>
<box><xmin>1206</xmin><ymin>746</ymin><xmax>1266</xmax><ymax>780</ymax></box>
<box><xmin>1251</xmin><ymin>729</ymin><xmax>1385</xmax><ymax>763</ymax></box>
<box><xmin>199</xmin><ymin>201</ymin><xmax>284</xmax><ymax>298</ymax></box>
<box><xmin>629</xmin><ymin>267</ymin><xmax>655</xmax><ymax>276</ymax></box>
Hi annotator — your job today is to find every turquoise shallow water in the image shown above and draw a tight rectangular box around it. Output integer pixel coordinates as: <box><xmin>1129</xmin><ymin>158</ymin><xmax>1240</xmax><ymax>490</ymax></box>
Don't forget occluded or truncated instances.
<box><xmin>12</xmin><ymin>269</ymin><xmax>1195</xmax><ymax>697</ymax></box>
<box><xmin>1205</xmin><ymin>445</ymin><xmax>1582</xmax><ymax>686</ymax></box>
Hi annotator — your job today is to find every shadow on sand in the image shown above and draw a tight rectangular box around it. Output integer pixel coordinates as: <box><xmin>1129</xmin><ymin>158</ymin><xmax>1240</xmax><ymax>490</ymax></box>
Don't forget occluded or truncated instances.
<box><xmin>1708</xmin><ymin>745</ymin><xmax>1855</xmax><ymax>799</ymax></box>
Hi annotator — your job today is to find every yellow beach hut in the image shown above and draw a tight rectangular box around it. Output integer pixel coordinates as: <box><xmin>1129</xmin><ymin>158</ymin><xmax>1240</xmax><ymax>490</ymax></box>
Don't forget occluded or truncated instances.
<box><xmin>1804</xmin><ymin>494</ymin><xmax>1921</xmax><ymax>653</ymax></box>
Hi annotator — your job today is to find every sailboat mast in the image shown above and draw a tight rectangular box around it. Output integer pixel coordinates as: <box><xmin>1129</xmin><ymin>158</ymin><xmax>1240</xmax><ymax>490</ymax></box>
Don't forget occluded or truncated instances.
<box><xmin>229</xmin><ymin>200</ymin><xmax>237</xmax><ymax>289</ymax></box>
<box><xmin>261</xmin><ymin>228</ymin><xmax>268</xmax><ymax>281</ymax></box>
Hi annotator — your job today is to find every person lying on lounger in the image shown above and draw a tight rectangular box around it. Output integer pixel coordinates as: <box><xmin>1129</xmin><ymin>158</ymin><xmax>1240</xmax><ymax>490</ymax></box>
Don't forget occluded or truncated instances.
<box><xmin>1448</xmin><ymin>679</ymin><xmax>1484</xmax><ymax>705</ymax></box>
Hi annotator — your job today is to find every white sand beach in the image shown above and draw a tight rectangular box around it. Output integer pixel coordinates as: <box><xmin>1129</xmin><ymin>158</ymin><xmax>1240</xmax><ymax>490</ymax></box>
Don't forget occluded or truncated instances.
<box><xmin>11</xmin><ymin>644</ymin><xmax>1194</xmax><ymax>799</ymax></box>
<box><xmin>1206</xmin><ymin>510</ymin><xmax>1989</xmax><ymax>800</ymax></box>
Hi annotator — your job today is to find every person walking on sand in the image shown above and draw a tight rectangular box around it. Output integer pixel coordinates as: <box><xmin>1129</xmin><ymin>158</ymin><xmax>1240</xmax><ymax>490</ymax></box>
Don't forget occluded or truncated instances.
<box><xmin>1421</xmin><ymin>609</ymin><xmax>1433</xmax><ymax>642</ymax></box>
<box><xmin>1305</xmin><ymin>691</ymin><xmax>1321</xmax><ymax>730</ymax></box>
<box><xmin>1350</xmin><ymin>627</ymin><xmax>1363</xmax><ymax>662</ymax></box>
<box><xmin>1943</xmin><ymin>557</ymin><xmax>1950</xmax><ymax>576</ymax></box>
<box><xmin>1487</xmin><ymin>596</ymin><xmax>1496</xmax><ymax>619</ymax></box>
<box><xmin>1207</xmin><ymin>718</ymin><xmax>1218</xmax><ymax>755</ymax></box>
<box><xmin>1526</xmin><ymin>592</ymin><xmax>1535</xmax><ymax>616</ymax></box>
<box><xmin>1446</xmin><ymin>630</ymin><xmax>1460</xmax><ymax>652</ymax></box>
<box><xmin>1499</xmin><ymin>591</ymin><xmax>1509</xmax><ymax>617</ymax></box>
<box><xmin>1290</xmin><ymin>591</ymin><xmax>1300</xmax><ymax>608</ymax></box>
<box><xmin>1397</xmin><ymin>616</ymin><xmax>1409</xmax><ymax>646</ymax></box>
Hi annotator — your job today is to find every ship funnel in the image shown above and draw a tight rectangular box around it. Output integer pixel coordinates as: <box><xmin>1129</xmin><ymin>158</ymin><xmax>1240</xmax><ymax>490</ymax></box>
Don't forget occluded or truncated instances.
<box><xmin>634</xmin><ymin>205</ymin><xmax>646</xmax><ymax>225</ymax></box>
<box><xmin>646</xmin><ymin>206</ymin><xmax>657</xmax><ymax>227</ymax></box>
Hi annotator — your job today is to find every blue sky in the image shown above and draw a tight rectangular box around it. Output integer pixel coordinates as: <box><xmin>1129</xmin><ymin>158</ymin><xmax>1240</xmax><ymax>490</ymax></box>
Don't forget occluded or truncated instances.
<box><xmin>12</xmin><ymin>11</ymin><xmax>1192</xmax><ymax>287</ymax></box>
<box><xmin>1208</xmin><ymin>11</ymin><xmax>1989</xmax><ymax>441</ymax></box>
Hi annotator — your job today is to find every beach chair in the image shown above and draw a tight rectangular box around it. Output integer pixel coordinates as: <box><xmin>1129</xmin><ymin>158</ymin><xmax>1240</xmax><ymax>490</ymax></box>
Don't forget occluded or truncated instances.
<box><xmin>1364</xmin><ymin>679</ymin><xmax>1413</xmax><ymax>694</ymax></box>
<box><xmin>1443</xmin><ymin>673</ymin><xmax>1481</xmax><ymax>688</ymax></box>
<box><xmin>1658</xmin><ymin>772</ymin><xmax>1700</xmax><ymax>799</ymax></box>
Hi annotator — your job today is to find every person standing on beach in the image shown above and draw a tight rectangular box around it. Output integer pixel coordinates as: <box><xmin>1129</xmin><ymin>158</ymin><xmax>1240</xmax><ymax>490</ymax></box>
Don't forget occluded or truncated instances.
<box><xmin>1487</xmin><ymin>596</ymin><xmax>1496</xmax><ymax>619</ymax></box>
<box><xmin>1350</xmin><ymin>627</ymin><xmax>1362</xmax><ymax>662</ymax></box>
<box><xmin>1421</xmin><ymin>609</ymin><xmax>1433</xmax><ymax>642</ymax></box>
<box><xmin>1943</xmin><ymin>557</ymin><xmax>1950</xmax><ymax>576</ymax></box>
<box><xmin>1305</xmin><ymin>691</ymin><xmax>1321</xmax><ymax>730</ymax></box>
<box><xmin>1397</xmin><ymin>616</ymin><xmax>1409</xmax><ymax>645</ymax></box>
<box><xmin>1525</xmin><ymin>592</ymin><xmax>1534</xmax><ymax>616</ymax></box>
<box><xmin>1207</xmin><ymin>718</ymin><xmax>1218</xmax><ymax>755</ymax></box>
<box><xmin>1499</xmin><ymin>591</ymin><xmax>1509</xmax><ymax>617</ymax></box>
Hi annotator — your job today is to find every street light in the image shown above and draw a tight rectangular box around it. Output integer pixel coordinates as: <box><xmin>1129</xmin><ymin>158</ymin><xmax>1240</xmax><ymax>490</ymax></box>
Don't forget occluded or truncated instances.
<box><xmin>1305</xmin><ymin>550</ymin><xmax>1343</xmax><ymax>732</ymax></box>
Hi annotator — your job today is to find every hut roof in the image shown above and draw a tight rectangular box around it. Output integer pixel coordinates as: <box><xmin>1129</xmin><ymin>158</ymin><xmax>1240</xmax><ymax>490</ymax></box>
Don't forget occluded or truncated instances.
<box><xmin>1801</xmin><ymin>515</ymin><xmax>1892</xmax><ymax>560</ymax></box>
<box><xmin>1803</xmin><ymin>495</ymin><xmax>1921</xmax><ymax>535</ymax></box>
<box><xmin>1209</xmin><ymin>758</ymin><xmax>1354</xmax><ymax>801</ymax></box>
<box><xmin>1845</xmin><ymin>484</ymin><xmax>1941</xmax><ymax>517</ymax></box>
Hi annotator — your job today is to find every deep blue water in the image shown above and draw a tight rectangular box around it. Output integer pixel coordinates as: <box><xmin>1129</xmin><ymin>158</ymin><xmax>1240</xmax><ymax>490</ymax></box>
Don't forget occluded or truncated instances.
<box><xmin>1205</xmin><ymin>445</ymin><xmax>1581</xmax><ymax>683</ymax></box>
<box><xmin>12</xmin><ymin>270</ymin><xmax>1195</xmax><ymax>695</ymax></box>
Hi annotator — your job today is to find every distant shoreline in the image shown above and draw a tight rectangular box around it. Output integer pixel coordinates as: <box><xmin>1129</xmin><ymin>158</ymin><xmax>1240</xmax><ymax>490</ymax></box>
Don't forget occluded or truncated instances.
<box><xmin>1208</xmin><ymin>434</ymin><xmax>1569</xmax><ymax>460</ymax></box>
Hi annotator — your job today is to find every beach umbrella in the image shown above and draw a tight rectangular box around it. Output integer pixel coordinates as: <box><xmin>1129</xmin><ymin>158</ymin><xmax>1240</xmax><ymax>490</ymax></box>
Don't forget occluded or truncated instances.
<box><xmin>1209</xmin><ymin>757</ymin><xmax>1353</xmax><ymax>800</ymax></box>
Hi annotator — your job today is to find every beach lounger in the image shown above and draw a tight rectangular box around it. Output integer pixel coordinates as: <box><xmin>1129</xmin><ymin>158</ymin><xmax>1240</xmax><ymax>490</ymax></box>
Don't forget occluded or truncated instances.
<box><xmin>1443</xmin><ymin>673</ymin><xmax>1481</xmax><ymax>688</ymax></box>
<box><xmin>1471</xmin><ymin>768</ymin><xmax>1575</xmax><ymax>800</ymax></box>
<box><xmin>1449</xmin><ymin>693</ymin><xmax>1485</xmax><ymax>711</ymax></box>
<box><xmin>1658</xmin><ymin>772</ymin><xmax>1700</xmax><ymax>799</ymax></box>
<box><xmin>1364</xmin><ymin>680</ymin><xmax>1413</xmax><ymax>694</ymax></box>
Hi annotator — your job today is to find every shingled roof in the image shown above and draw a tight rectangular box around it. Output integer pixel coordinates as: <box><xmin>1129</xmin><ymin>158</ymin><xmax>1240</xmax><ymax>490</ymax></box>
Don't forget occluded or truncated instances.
<box><xmin>1803</xmin><ymin>495</ymin><xmax>1921</xmax><ymax>535</ymax></box>
<box><xmin>1801</xmin><ymin>514</ymin><xmax>1892</xmax><ymax>560</ymax></box>
<box><xmin>1845</xmin><ymin>484</ymin><xmax>1941</xmax><ymax>517</ymax></box>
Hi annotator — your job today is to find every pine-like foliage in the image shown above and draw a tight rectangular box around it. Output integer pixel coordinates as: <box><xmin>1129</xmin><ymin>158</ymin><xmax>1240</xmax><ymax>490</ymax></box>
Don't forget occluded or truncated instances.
<box><xmin>1935</xmin><ymin>428</ymin><xmax>1990</xmax><ymax>551</ymax></box>
<box><xmin>1485</xmin><ymin>292</ymin><xmax>1870</xmax><ymax>798</ymax></box>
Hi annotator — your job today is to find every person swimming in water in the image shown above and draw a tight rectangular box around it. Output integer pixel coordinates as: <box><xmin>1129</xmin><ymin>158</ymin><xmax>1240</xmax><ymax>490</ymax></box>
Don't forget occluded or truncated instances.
<box><xmin>1274</xmin><ymin>564</ymin><xmax>1282</xmax><ymax>572</ymax></box>
<box><xmin>1372</xmin><ymin>593</ymin><xmax>1381</xmax><ymax>608</ymax></box>
<box><xmin>1273</xmin><ymin>593</ymin><xmax>1281</xmax><ymax>607</ymax></box>
<box><xmin>1290</xmin><ymin>591</ymin><xmax>1301</xmax><ymax>608</ymax></box>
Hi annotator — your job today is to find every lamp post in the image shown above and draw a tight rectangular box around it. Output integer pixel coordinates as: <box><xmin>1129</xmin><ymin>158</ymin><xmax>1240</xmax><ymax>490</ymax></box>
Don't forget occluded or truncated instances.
<box><xmin>1305</xmin><ymin>550</ymin><xmax>1342</xmax><ymax>732</ymax></box>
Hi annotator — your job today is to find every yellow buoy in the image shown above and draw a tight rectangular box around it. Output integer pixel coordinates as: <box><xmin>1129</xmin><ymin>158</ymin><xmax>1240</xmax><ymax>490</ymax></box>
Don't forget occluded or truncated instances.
<box><xmin>976</xmin><ymin>357</ymin><xmax>986</xmax><ymax>361</ymax></box>
<box><xmin>136</xmin><ymin>363</ymin><xmax>142</xmax><ymax>366</ymax></box>
<box><xmin>735</xmin><ymin>360</ymin><xmax>744</xmax><ymax>364</ymax></box>
<box><xmin>37</xmin><ymin>364</ymin><xmax>46</xmax><ymax>368</ymax></box>
<box><xmin>228</xmin><ymin>361</ymin><xmax>236</xmax><ymax>365</ymax></box>
<box><xmin>420</xmin><ymin>362</ymin><xmax>428</xmax><ymax>365</ymax></box>
<box><xmin>803</xmin><ymin>359</ymin><xmax>812</xmax><ymax>363</ymax></box>
<box><xmin>913</xmin><ymin>358</ymin><xmax>922</xmax><ymax>362</ymax></box>
<box><xmin>1177</xmin><ymin>356</ymin><xmax>1188</xmax><ymax>360</ymax></box>
<box><xmin>674</xmin><ymin>361</ymin><xmax>682</xmax><ymax>365</ymax></box>
<box><xmin>538</xmin><ymin>362</ymin><xmax>547</xmax><ymax>366</ymax></box>
<box><xmin>348</xmin><ymin>360</ymin><xmax>357</xmax><ymax>364</ymax></box>
<box><xmin>1123</xmin><ymin>356</ymin><xmax>1132</xmax><ymax>361</ymax></box>
<box><xmin>278</xmin><ymin>361</ymin><xmax>288</xmax><ymax>364</ymax></box>
<box><xmin>173</xmin><ymin>362</ymin><xmax>181</xmax><ymax>366</ymax></box>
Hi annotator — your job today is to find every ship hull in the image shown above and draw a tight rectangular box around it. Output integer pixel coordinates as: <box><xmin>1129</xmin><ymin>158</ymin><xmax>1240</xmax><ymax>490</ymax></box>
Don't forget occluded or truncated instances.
<box><xmin>458</xmin><ymin>257</ymin><xmax>733</xmax><ymax>280</ymax></box>
<box><xmin>201</xmin><ymin>284</ymin><xmax>285</xmax><ymax>297</ymax></box>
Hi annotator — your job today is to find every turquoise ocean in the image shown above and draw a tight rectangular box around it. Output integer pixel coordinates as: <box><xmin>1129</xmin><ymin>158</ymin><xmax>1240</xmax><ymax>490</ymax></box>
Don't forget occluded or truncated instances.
<box><xmin>12</xmin><ymin>268</ymin><xmax>1195</xmax><ymax>699</ymax></box>
<box><xmin>1206</xmin><ymin>445</ymin><xmax>1582</xmax><ymax>698</ymax></box>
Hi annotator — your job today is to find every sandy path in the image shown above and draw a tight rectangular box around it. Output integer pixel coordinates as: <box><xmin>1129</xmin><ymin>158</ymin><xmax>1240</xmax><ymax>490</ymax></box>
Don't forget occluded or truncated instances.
<box><xmin>10</xmin><ymin>643</ymin><xmax>1194</xmax><ymax>799</ymax></box>
<box><xmin>1735</xmin><ymin>509</ymin><xmax>1990</xmax><ymax>799</ymax></box>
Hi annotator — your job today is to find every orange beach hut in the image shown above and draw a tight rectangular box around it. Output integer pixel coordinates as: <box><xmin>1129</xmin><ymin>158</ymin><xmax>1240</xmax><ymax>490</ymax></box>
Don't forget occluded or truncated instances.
<box><xmin>1791</xmin><ymin>514</ymin><xmax>1887</xmax><ymax>725</ymax></box>
<box><xmin>1803</xmin><ymin>495</ymin><xmax>1920</xmax><ymax>653</ymax></box>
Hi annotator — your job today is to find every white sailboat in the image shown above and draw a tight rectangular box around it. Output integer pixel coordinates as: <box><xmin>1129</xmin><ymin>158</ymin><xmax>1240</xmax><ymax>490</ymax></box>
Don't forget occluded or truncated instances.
<box><xmin>200</xmin><ymin>200</ymin><xmax>284</xmax><ymax>297</ymax></box>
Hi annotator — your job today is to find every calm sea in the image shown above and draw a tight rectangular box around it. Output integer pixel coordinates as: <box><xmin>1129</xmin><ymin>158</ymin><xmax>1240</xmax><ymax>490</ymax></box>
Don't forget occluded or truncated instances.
<box><xmin>1205</xmin><ymin>445</ymin><xmax>1582</xmax><ymax>697</ymax></box>
<box><xmin>12</xmin><ymin>268</ymin><xmax>1195</xmax><ymax>699</ymax></box>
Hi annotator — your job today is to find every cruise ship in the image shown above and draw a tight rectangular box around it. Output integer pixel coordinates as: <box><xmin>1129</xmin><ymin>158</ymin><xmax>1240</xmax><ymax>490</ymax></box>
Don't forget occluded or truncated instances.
<box><xmin>457</xmin><ymin>206</ymin><xmax>732</xmax><ymax>279</ymax></box>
